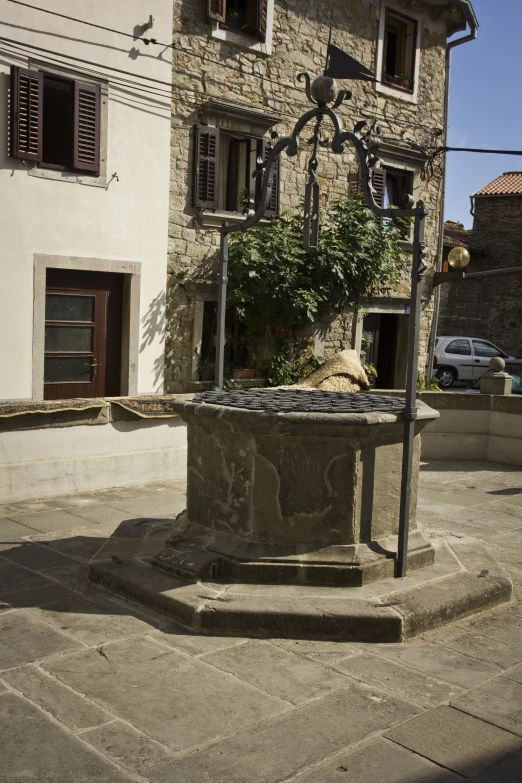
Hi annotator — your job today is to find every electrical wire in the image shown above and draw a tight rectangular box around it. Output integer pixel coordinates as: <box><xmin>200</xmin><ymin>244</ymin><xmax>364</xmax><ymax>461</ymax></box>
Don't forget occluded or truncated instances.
<box><xmin>4</xmin><ymin>0</ymin><xmax>446</xmax><ymax>137</ymax></box>
<box><xmin>0</xmin><ymin>35</ymin><xmax>296</xmax><ymax>121</ymax></box>
<box><xmin>1</xmin><ymin>33</ymin><xmax>446</xmax><ymax>141</ymax></box>
<box><xmin>5</xmin><ymin>0</ymin><xmax>328</xmax><ymax>96</ymax></box>
<box><xmin>7</xmin><ymin>0</ymin><xmax>152</xmax><ymax>43</ymax></box>
<box><xmin>435</xmin><ymin>146</ymin><xmax>522</xmax><ymax>156</ymax></box>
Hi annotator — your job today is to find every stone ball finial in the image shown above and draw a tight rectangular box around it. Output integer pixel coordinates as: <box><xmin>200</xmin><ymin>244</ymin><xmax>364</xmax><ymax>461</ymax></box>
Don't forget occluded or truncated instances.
<box><xmin>489</xmin><ymin>356</ymin><xmax>505</xmax><ymax>373</ymax></box>
<box><xmin>311</xmin><ymin>75</ymin><xmax>337</xmax><ymax>105</ymax></box>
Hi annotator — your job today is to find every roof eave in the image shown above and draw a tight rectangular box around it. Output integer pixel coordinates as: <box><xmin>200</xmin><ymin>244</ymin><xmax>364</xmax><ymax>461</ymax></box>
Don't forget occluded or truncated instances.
<box><xmin>425</xmin><ymin>0</ymin><xmax>478</xmax><ymax>37</ymax></box>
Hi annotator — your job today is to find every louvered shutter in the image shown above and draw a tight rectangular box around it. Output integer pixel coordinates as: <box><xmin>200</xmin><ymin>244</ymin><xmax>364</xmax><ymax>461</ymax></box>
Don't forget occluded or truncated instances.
<box><xmin>10</xmin><ymin>66</ymin><xmax>43</xmax><ymax>162</ymax></box>
<box><xmin>72</xmin><ymin>81</ymin><xmax>101</xmax><ymax>175</ymax></box>
<box><xmin>193</xmin><ymin>125</ymin><xmax>220</xmax><ymax>209</ymax></box>
<box><xmin>208</xmin><ymin>0</ymin><xmax>226</xmax><ymax>23</ymax></box>
<box><xmin>256</xmin><ymin>139</ymin><xmax>279</xmax><ymax>217</ymax></box>
<box><xmin>370</xmin><ymin>167</ymin><xmax>387</xmax><ymax>208</ymax></box>
<box><xmin>257</xmin><ymin>0</ymin><xmax>269</xmax><ymax>40</ymax></box>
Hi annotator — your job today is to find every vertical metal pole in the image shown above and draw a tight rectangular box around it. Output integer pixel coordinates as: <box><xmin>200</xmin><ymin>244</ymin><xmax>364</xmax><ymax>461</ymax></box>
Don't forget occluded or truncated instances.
<box><xmin>214</xmin><ymin>230</ymin><xmax>229</xmax><ymax>391</ymax></box>
<box><xmin>397</xmin><ymin>206</ymin><xmax>426</xmax><ymax>577</ymax></box>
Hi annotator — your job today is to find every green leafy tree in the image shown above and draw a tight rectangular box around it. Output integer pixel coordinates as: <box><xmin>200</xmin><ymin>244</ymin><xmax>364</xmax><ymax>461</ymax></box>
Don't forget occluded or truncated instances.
<box><xmin>228</xmin><ymin>194</ymin><xmax>411</xmax><ymax>384</ymax></box>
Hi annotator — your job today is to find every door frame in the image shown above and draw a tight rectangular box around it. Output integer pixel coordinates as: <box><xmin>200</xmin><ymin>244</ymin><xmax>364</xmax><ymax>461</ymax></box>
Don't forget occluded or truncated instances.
<box><xmin>33</xmin><ymin>254</ymin><xmax>141</xmax><ymax>401</ymax></box>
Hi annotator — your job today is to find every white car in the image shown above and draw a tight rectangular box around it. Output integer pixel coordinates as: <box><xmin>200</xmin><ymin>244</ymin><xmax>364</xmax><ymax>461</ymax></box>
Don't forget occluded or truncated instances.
<box><xmin>433</xmin><ymin>336</ymin><xmax>512</xmax><ymax>389</ymax></box>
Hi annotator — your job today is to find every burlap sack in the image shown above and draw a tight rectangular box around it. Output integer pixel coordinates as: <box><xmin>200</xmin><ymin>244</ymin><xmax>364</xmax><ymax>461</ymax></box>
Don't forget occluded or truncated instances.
<box><xmin>293</xmin><ymin>349</ymin><xmax>370</xmax><ymax>392</ymax></box>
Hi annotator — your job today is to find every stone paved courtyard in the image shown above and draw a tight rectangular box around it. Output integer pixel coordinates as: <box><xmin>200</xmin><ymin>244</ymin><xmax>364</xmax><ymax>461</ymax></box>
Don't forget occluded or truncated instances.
<box><xmin>1</xmin><ymin>461</ymin><xmax>522</xmax><ymax>782</ymax></box>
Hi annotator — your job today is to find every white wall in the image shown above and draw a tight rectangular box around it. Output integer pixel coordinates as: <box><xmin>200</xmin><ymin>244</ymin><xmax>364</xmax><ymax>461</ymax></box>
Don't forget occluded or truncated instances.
<box><xmin>0</xmin><ymin>418</ymin><xmax>187</xmax><ymax>501</ymax></box>
<box><xmin>0</xmin><ymin>1</ymin><xmax>173</xmax><ymax>399</ymax></box>
<box><xmin>421</xmin><ymin>402</ymin><xmax>522</xmax><ymax>466</ymax></box>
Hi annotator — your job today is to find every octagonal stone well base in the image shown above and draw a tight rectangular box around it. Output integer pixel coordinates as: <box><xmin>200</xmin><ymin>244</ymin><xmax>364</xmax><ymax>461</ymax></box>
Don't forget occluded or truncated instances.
<box><xmin>150</xmin><ymin>392</ymin><xmax>439</xmax><ymax>587</ymax></box>
<box><xmin>88</xmin><ymin>521</ymin><xmax>513</xmax><ymax>642</ymax></box>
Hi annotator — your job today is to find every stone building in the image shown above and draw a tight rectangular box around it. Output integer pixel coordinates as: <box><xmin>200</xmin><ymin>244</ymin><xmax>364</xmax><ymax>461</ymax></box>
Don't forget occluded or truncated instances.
<box><xmin>166</xmin><ymin>0</ymin><xmax>477</xmax><ymax>392</ymax></box>
<box><xmin>438</xmin><ymin>172</ymin><xmax>522</xmax><ymax>355</ymax></box>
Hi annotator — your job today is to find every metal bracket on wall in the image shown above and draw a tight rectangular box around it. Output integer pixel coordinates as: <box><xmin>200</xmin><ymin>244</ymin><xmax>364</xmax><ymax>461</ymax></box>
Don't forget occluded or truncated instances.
<box><xmin>433</xmin><ymin>269</ymin><xmax>465</xmax><ymax>287</ymax></box>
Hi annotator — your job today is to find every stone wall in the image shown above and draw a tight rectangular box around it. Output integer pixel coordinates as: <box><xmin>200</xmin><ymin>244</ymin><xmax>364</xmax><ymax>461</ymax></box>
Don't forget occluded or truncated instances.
<box><xmin>438</xmin><ymin>195</ymin><xmax>522</xmax><ymax>354</ymax></box>
<box><xmin>471</xmin><ymin>195</ymin><xmax>522</xmax><ymax>272</ymax></box>
<box><xmin>166</xmin><ymin>0</ymin><xmax>452</xmax><ymax>391</ymax></box>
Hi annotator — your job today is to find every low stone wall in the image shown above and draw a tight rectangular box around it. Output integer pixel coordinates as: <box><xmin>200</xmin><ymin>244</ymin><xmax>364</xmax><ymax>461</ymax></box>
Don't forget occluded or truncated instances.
<box><xmin>419</xmin><ymin>392</ymin><xmax>522</xmax><ymax>465</ymax></box>
<box><xmin>0</xmin><ymin>399</ymin><xmax>187</xmax><ymax>502</ymax></box>
<box><xmin>3</xmin><ymin>391</ymin><xmax>521</xmax><ymax>504</ymax></box>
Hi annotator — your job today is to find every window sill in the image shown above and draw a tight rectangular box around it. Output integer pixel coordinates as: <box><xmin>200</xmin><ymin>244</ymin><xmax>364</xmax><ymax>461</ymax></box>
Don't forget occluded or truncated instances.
<box><xmin>195</xmin><ymin>210</ymin><xmax>273</xmax><ymax>230</ymax></box>
<box><xmin>29</xmin><ymin>165</ymin><xmax>107</xmax><ymax>188</ymax></box>
<box><xmin>376</xmin><ymin>81</ymin><xmax>418</xmax><ymax>105</ymax></box>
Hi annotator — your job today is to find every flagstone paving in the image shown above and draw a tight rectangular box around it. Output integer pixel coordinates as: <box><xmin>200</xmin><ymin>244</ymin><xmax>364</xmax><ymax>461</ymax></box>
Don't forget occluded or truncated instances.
<box><xmin>0</xmin><ymin>461</ymin><xmax>521</xmax><ymax>782</ymax></box>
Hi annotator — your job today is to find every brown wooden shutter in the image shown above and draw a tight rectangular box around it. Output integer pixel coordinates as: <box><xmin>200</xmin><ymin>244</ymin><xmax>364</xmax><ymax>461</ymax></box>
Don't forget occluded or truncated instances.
<box><xmin>370</xmin><ymin>167</ymin><xmax>386</xmax><ymax>208</ymax></box>
<box><xmin>72</xmin><ymin>81</ymin><xmax>101</xmax><ymax>175</ymax></box>
<box><xmin>208</xmin><ymin>0</ymin><xmax>226</xmax><ymax>23</ymax></box>
<box><xmin>256</xmin><ymin>139</ymin><xmax>279</xmax><ymax>216</ymax></box>
<box><xmin>257</xmin><ymin>0</ymin><xmax>269</xmax><ymax>40</ymax></box>
<box><xmin>10</xmin><ymin>66</ymin><xmax>43</xmax><ymax>162</ymax></box>
<box><xmin>193</xmin><ymin>125</ymin><xmax>220</xmax><ymax>209</ymax></box>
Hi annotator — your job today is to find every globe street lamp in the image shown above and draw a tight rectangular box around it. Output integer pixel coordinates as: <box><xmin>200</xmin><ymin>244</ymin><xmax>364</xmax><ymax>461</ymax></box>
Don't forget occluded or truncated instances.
<box><xmin>448</xmin><ymin>246</ymin><xmax>471</xmax><ymax>269</ymax></box>
<box><xmin>433</xmin><ymin>245</ymin><xmax>470</xmax><ymax>287</ymax></box>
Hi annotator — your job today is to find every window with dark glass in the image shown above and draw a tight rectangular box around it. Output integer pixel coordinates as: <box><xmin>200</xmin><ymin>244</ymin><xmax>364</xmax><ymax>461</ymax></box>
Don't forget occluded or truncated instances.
<box><xmin>472</xmin><ymin>340</ymin><xmax>503</xmax><ymax>358</ymax></box>
<box><xmin>382</xmin><ymin>9</ymin><xmax>417</xmax><ymax>93</ymax></box>
<box><xmin>446</xmin><ymin>339</ymin><xmax>471</xmax><ymax>356</ymax></box>
<box><xmin>383</xmin><ymin>167</ymin><xmax>413</xmax><ymax>209</ymax></box>
<box><xmin>10</xmin><ymin>66</ymin><xmax>101</xmax><ymax>175</ymax></box>
<box><xmin>198</xmin><ymin>301</ymin><xmax>249</xmax><ymax>379</ymax></box>
<box><xmin>207</xmin><ymin>0</ymin><xmax>268</xmax><ymax>40</ymax></box>
<box><xmin>193</xmin><ymin>124</ymin><xmax>279</xmax><ymax>216</ymax></box>
<box><xmin>44</xmin><ymin>292</ymin><xmax>96</xmax><ymax>386</ymax></box>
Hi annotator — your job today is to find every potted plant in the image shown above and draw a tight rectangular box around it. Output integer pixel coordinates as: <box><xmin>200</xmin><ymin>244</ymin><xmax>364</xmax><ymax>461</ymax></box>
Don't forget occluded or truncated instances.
<box><xmin>232</xmin><ymin>368</ymin><xmax>257</xmax><ymax>379</ymax></box>
<box><xmin>198</xmin><ymin>358</ymin><xmax>215</xmax><ymax>382</ymax></box>
<box><xmin>384</xmin><ymin>73</ymin><xmax>413</xmax><ymax>91</ymax></box>
<box><xmin>232</xmin><ymin>349</ymin><xmax>259</xmax><ymax>380</ymax></box>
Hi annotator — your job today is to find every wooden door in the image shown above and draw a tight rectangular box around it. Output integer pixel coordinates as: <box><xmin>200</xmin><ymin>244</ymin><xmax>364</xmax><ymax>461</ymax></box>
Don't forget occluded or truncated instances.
<box><xmin>44</xmin><ymin>270</ymin><xmax>123</xmax><ymax>400</ymax></box>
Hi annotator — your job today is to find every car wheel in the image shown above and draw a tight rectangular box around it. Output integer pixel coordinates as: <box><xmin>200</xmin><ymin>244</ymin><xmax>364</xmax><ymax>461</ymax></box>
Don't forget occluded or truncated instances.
<box><xmin>436</xmin><ymin>367</ymin><xmax>456</xmax><ymax>388</ymax></box>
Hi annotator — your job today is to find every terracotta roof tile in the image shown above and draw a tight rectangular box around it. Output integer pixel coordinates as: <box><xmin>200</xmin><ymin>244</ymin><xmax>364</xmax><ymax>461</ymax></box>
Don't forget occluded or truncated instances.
<box><xmin>474</xmin><ymin>171</ymin><xmax>522</xmax><ymax>196</ymax></box>
<box><xmin>443</xmin><ymin>220</ymin><xmax>472</xmax><ymax>248</ymax></box>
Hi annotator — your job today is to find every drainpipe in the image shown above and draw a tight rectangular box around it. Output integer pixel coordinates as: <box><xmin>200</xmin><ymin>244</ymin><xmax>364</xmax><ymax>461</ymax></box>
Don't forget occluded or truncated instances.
<box><xmin>425</xmin><ymin>2</ymin><xmax>478</xmax><ymax>383</ymax></box>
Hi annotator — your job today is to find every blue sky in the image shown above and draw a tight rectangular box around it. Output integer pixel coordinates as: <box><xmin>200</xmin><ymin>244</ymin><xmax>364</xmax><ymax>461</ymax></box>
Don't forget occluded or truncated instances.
<box><xmin>444</xmin><ymin>0</ymin><xmax>522</xmax><ymax>227</ymax></box>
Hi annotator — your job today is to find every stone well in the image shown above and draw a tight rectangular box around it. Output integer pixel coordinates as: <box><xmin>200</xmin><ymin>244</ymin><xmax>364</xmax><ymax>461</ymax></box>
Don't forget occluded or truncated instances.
<box><xmin>152</xmin><ymin>389</ymin><xmax>439</xmax><ymax>586</ymax></box>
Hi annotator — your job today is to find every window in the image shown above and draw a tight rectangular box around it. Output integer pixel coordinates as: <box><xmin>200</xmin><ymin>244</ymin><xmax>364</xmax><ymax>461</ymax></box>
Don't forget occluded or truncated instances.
<box><xmin>193</xmin><ymin>124</ymin><xmax>279</xmax><ymax>216</ymax></box>
<box><xmin>382</xmin><ymin>9</ymin><xmax>417</xmax><ymax>93</ymax></box>
<box><xmin>365</xmin><ymin>167</ymin><xmax>413</xmax><ymax>209</ymax></box>
<box><xmin>10</xmin><ymin>66</ymin><xmax>101</xmax><ymax>175</ymax></box>
<box><xmin>472</xmin><ymin>340</ymin><xmax>504</xmax><ymax>358</ymax></box>
<box><xmin>208</xmin><ymin>0</ymin><xmax>268</xmax><ymax>41</ymax></box>
<box><xmin>383</xmin><ymin>167</ymin><xmax>413</xmax><ymax>209</ymax></box>
<box><xmin>446</xmin><ymin>339</ymin><xmax>471</xmax><ymax>356</ymax></box>
<box><xmin>365</xmin><ymin>166</ymin><xmax>413</xmax><ymax>237</ymax></box>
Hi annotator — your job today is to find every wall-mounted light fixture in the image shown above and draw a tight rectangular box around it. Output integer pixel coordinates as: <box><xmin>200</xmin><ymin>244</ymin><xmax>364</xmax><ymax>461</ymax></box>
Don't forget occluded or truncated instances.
<box><xmin>433</xmin><ymin>246</ymin><xmax>470</xmax><ymax>287</ymax></box>
<box><xmin>140</xmin><ymin>15</ymin><xmax>155</xmax><ymax>30</ymax></box>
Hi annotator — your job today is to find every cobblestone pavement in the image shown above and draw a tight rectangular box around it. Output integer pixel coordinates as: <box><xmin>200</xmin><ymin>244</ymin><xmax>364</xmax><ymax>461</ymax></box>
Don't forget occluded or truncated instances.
<box><xmin>1</xmin><ymin>461</ymin><xmax>521</xmax><ymax>782</ymax></box>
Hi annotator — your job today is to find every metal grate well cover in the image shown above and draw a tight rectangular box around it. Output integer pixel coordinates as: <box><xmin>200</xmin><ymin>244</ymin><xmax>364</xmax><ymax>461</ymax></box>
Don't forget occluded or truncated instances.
<box><xmin>193</xmin><ymin>389</ymin><xmax>405</xmax><ymax>414</ymax></box>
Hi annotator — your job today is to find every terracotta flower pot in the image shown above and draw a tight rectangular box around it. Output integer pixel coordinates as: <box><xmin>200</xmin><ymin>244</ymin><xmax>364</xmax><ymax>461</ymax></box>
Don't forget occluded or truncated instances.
<box><xmin>272</xmin><ymin>325</ymin><xmax>287</xmax><ymax>337</ymax></box>
<box><xmin>294</xmin><ymin>327</ymin><xmax>307</xmax><ymax>339</ymax></box>
<box><xmin>232</xmin><ymin>368</ymin><xmax>257</xmax><ymax>380</ymax></box>
<box><xmin>200</xmin><ymin>372</ymin><xmax>214</xmax><ymax>381</ymax></box>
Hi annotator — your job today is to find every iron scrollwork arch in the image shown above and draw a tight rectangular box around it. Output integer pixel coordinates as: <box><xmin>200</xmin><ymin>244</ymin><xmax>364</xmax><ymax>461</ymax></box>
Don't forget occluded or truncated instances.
<box><xmin>220</xmin><ymin>72</ymin><xmax>428</xmax><ymax>248</ymax></box>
